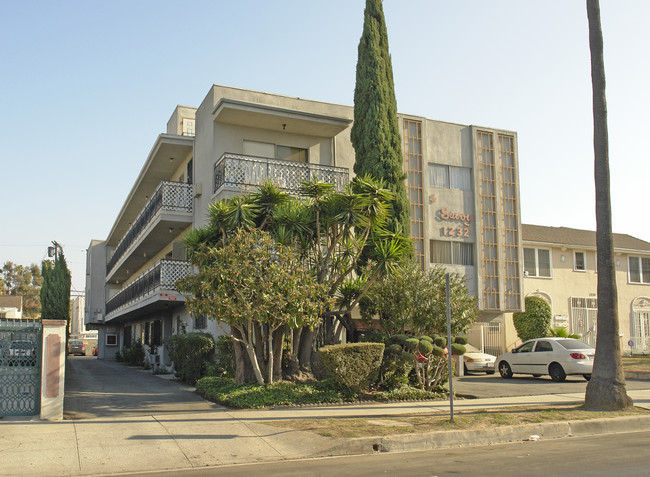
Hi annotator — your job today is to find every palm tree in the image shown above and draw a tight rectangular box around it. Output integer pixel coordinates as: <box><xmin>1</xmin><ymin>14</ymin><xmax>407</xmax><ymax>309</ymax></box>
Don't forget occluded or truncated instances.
<box><xmin>583</xmin><ymin>0</ymin><xmax>633</xmax><ymax>410</ymax></box>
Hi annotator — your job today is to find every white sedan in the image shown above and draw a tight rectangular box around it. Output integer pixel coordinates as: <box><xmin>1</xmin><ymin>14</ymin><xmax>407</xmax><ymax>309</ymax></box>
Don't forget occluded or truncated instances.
<box><xmin>463</xmin><ymin>344</ymin><xmax>496</xmax><ymax>374</ymax></box>
<box><xmin>495</xmin><ymin>338</ymin><xmax>594</xmax><ymax>382</ymax></box>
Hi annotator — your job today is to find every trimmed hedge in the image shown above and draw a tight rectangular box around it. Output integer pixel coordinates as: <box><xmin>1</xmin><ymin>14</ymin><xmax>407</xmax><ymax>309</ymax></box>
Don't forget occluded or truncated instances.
<box><xmin>318</xmin><ymin>342</ymin><xmax>384</xmax><ymax>393</ymax></box>
<box><xmin>513</xmin><ymin>295</ymin><xmax>552</xmax><ymax>342</ymax></box>
<box><xmin>165</xmin><ymin>332</ymin><xmax>215</xmax><ymax>384</ymax></box>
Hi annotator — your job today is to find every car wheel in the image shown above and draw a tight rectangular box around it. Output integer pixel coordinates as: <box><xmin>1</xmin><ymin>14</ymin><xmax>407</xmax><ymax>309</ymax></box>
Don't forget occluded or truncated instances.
<box><xmin>498</xmin><ymin>361</ymin><xmax>513</xmax><ymax>379</ymax></box>
<box><xmin>583</xmin><ymin>374</ymin><xmax>591</xmax><ymax>381</ymax></box>
<box><xmin>549</xmin><ymin>363</ymin><xmax>566</xmax><ymax>382</ymax></box>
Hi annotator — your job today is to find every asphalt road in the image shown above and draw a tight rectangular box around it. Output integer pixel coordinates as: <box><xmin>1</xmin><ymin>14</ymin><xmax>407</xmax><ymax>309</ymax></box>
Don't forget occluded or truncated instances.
<box><xmin>116</xmin><ymin>429</ymin><xmax>650</xmax><ymax>477</ymax></box>
<box><xmin>452</xmin><ymin>371</ymin><xmax>650</xmax><ymax>398</ymax></box>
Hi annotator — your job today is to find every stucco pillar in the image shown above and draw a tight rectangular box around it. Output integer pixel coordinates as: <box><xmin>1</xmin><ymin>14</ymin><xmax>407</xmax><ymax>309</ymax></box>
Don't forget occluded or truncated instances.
<box><xmin>40</xmin><ymin>319</ymin><xmax>67</xmax><ymax>420</ymax></box>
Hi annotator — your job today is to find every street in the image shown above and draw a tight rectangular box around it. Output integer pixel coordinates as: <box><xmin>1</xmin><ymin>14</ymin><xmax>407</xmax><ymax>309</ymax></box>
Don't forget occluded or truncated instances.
<box><xmin>123</xmin><ymin>430</ymin><xmax>650</xmax><ymax>477</ymax></box>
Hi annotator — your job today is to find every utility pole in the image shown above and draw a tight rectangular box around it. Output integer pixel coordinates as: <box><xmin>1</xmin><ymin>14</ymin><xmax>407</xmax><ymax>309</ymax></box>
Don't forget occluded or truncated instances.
<box><xmin>48</xmin><ymin>241</ymin><xmax>62</xmax><ymax>259</ymax></box>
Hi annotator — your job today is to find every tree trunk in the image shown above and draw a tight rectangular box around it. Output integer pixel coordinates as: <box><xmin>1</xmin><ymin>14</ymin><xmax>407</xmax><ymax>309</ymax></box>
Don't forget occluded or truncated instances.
<box><xmin>231</xmin><ymin>327</ymin><xmax>247</xmax><ymax>385</ymax></box>
<box><xmin>298</xmin><ymin>326</ymin><xmax>314</xmax><ymax>373</ymax></box>
<box><xmin>584</xmin><ymin>0</ymin><xmax>633</xmax><ymax>410</ymax></box>
<box><xmin>272</xmin><ymin>326</ymin><xmax>285</xmax><ymax>381</ymax></box>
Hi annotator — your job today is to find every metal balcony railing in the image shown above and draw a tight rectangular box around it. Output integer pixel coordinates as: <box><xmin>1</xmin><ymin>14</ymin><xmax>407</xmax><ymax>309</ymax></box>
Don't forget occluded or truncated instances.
<box><xmin>105</xmin><ymin>259</ymin><xmax>191</xmax><ymax>316</ymax></box>
<box><xmin>107</xmin><ymin>181</ymin><xmax>193</xmax><ymax>274</ymax></box>
<box><xmin>213</xmin><ymin>153</ymin><xmax>349</xmax><ymax>196</ymax></box>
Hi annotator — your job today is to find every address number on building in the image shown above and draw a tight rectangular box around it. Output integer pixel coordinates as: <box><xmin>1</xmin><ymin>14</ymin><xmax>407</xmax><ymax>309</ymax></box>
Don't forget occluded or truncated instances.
<box><xmin>442</xmin><ymin>226</ymin><xmax>469</xmax><ymax>238</ymax></box>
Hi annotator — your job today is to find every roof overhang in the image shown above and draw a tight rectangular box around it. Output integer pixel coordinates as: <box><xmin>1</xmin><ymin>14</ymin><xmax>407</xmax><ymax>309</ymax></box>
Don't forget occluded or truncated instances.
<box><xmin>106</xmin><ymin>134</ymin><xmax>194</xmax><ymax>246</ymax></box>
<box><xmin>212</xmin><ymin>99</ymin><xmax>351</xmax><ymax>138</ymax></box>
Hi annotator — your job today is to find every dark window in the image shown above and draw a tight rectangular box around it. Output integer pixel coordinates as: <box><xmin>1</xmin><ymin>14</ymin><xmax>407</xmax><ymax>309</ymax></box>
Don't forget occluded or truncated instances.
<box><xmin>144</xmin><ymin>322</ymin><xmax>150</xmax><ymax>345</ymax></box>
<box><xmin>152</xmin><ymin>320</ymin><xmax>162</xmax><ymax>346</ymax></box>
<box><xmin>535</xmin><ymin>341</ymin><xmax>553</xmax><ymax>352</ymax></box>
<box><xmin>187</xmin><ymin>158</ymin><xmax>193</xmax><ymax>185</ymax></box>
<box><xmin>194</xmin><ymin>314</ymin><xmax>207</xmax><ymax>330</ymax></box>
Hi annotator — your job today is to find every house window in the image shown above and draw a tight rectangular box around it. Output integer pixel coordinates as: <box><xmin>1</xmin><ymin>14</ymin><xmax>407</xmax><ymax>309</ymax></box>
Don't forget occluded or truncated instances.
<box><xmin>152</xmin><ymin>320</ymin><xmax>162</xmax><ymax>347</ymax></box>
<box><xmin>428</xmin><ymin>164</ymin><xmax>471</xmax><ymax>190</ymax></box>
<box><xmin>430</xmin><ymin>240</ymin><xmax>474</xmax><ymax>266</ymax></box>
<box><xmin>629</xmin><ymin>257</ymin><xmax>650</xmax><ymax>284</ymax></box>
<box><xmin>243</xmin><ymin>141</ymin><xmax>308</xmax><ymax>163</ymax></box>
<box><xmin>106</xmin><ymin>334</ymin><xmax>117</xmax><ymax>346</ymax></box>
<box><xmin>574</xmin><ymin>252</ymin><xmax>586</xmax><ymax>271</ymax></box>
<box><xmin>194</xmin><ymin>314</ymin><xmax>207</xmax><ymax>330</ymax></box>
<box><xmin>524</xmin><ymin>248</ymin><xmax>551</xmax><ymax>277</ymax></box>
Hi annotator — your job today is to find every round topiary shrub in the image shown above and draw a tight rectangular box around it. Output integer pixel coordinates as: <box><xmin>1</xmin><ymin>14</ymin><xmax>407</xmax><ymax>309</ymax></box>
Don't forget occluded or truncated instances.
<box><xmin>418</xmin><ymin>340</ymin><xmax>434</xmax><ymax>354</ymax></box>
<box><xmin>513</xmin><ymin>295</ymin><xmax>552</xmax><ymax>342</ymax></box>
<box><xmin>454</xmin><ymin>336</ymin><xmax>468</xmax><ymax>345</ymax></box>
<box><xmin>434</xmin><ymin>336</ymin><xmax>446</xmax><ymax>348</ymax></box>
<box><xmin>387</xmin><ymin>343</ymin><xmax>403</xmax><ymax>355</ymax></box>
<box><xmin>404</xmin><ymin>338</ymin><xmax>420</xmax><ymax>351</ymax></box>
<box><xmin>430</xmin><ymin>345</ymin><xmax>445</xmax><ymax>357</ymax></box>
<box><xmin>318</xmin><ymin>342</ymin><xmax>385</xmax><ymax>393</ymax></box>
<box><xmin>451</xmin><ymin>343</ymin><xmax>466</xmax><ymax>355</ymax></box>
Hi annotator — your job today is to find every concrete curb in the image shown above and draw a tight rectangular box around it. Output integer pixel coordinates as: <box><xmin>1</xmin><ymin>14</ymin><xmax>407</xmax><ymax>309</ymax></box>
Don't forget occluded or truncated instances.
<box><xmin>626</xmin><ymin>371</ymin><xmax>650</xmax><ymax>380</ymax></box>
<box><xmin>317</xmin><ymin>414</ymin><xmax>650</xmax><ymax>456</ymax></box>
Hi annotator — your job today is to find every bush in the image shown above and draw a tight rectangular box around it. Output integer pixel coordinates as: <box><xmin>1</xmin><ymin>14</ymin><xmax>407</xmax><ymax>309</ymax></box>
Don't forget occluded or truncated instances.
<box><xmin>513</xmin><ymin>296</ymin><xmax>552</xmax><ymax>342</ymax></box>
<box><xmin>318</xmin><ymin>342</ymin><xmax>384</xmax><ymax>393</ymax></box>
<box><xmin>381</xmin><ymin>350</ymin><xmax>414</xmax><ymax>389</ymax></box>
<box><xmin>165</xmin><ymin>332</ymin><xmax>215</xmax><ymax>384</ymax></box>
<box><xmin>121</xmin><ymin>341</ymin><xmax>145</xmax><ymax>366</ymax></box>
<box><xmin>358</xmin><ymin>330</ymin><xmax>388</xmax><ymax>344</ymax></box>
<box><xmin>204</xmin><ymin>335</ymin><xmax>235</xmax><ymax>378</ymax></box>
<box><xmin>454</xmin><ymin>336</ymin><xmax>468</xmax><ymax>345</ymax></box>
<box><xmin>451</xmin><ymin>343</ymin><xmax>466</xmax><ymax>355</ymax></box>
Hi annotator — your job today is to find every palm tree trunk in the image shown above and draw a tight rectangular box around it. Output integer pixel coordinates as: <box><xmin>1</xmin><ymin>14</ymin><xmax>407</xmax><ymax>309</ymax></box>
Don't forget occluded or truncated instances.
<box><xmin>584</xmin><ymin>0</ymin><xmax>632</xmax><ymax>410</ymax></box>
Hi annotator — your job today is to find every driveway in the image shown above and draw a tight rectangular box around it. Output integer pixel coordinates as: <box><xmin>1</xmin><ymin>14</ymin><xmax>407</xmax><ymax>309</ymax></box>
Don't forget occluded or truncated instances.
<box><xmin>64</xmin><ymin>356</ymin><xmax>222</xmax><ymax>419</ymax></box>
<box><xmin>453</xmin><ymin>371</ymin><xmax>650</xmax><ymax>398</ymax></box>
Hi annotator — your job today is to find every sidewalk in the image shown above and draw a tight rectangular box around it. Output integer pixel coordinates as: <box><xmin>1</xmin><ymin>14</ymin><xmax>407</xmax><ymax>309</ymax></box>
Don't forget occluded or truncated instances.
<box><xmin>2</xmin><ymin>388</ymin><xmax>650</xmax><ymax>477</ymax></box>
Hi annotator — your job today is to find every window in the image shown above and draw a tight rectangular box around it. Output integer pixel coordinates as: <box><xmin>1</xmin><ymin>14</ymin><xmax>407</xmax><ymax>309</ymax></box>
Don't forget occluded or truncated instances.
<box><xmin>194</xmin><ymin>314</ymin><xmax>207</xmax><ymax>330</ymax></box>
<box><xmin>629</xmin><ymin>257</ymin><xmax>650</xmax><ymax>284</ymax></box>
<box><xmin>152</xmin><ymin>320</ymin><xmax>162</xmax><ymax>346</ymax></box>
<box><xmin>276</xmin><ymin>145</ymin><xmax>307</xmax><ymax>163</ymax></box>
<box><xmin>243</xmin><ymin>141</ymin><xmax>308</xmax><ymax>163</ymax></box>
<box><xmin>404</xmin><ymin>119</ymin><xmax>425</xmax><ymax>268</ymax></box>
<box><xmin>574</xmin><ymin>252</ymin><xmax>586</xmax><ymax>271</ymax></box>
<box><xmin>144</xmin><ymin>322</ymin><xmax>150</xmax><ymax>345</ymax></box>
<box><xmin>430</xmin><ymin>240</ymin><xmax>474</xmax><ymax>266</ymax></box>
<box><xmin>534</xmin><ymin>341</ymin><xmax>553</xmax><ymax>352</ymax></box>
<box><xmin>106</xmin><ymin>334</ymin><xmax>117</xmax><ymax>346</ymax></box>
<box><xmin>524</xmin><ymin>248</ymin><xmax>551</xmax><ymax>277</ymax></box>
<box><xmin>428</xmin><ymin>164</ymin><xmax>471</xmax><ymax>190</ymax></box>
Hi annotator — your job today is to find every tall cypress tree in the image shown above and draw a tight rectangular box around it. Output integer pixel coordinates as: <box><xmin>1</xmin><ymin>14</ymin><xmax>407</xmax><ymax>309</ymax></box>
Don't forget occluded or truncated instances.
<box><xmin>351</xmin><ymin>0</ymin><xmax>410</xmax><ymax>237</ymax></box>
<box><xmin>40</xmin><ymin>250</ymin><xmax>71</xmax><ymax>332</ymax></box>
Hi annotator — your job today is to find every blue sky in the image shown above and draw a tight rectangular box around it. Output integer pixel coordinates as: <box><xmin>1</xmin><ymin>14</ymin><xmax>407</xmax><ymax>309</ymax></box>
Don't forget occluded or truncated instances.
<box><xmin>1</xmin><ymin>0</ymin><xmax>648</xmax><ymax>293</ymax></box>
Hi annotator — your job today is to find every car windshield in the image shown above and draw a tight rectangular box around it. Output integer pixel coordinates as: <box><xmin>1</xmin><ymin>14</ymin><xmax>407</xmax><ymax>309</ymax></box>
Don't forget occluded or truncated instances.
<box><xmin>555</xmin><ymin>339</ymin><xmax>593</xmax><ymax>350</ymax></box>
<box><xmin>70</xmin><ymin>341</ymin><xmax>83</xmax><ymax>346</ymax></box>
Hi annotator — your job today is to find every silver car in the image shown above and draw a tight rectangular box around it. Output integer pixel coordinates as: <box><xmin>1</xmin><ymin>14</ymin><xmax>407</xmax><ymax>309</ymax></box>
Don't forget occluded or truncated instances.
<box><xmin>495</xmin><ymin>337</ymin><xmax>594</xmax><ymax>382</ymax></box>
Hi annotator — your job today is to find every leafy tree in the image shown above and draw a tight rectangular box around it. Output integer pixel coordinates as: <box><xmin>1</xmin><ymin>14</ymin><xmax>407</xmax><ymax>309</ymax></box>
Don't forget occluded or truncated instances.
<box><xmin>178</xmin><ymin>228</ymin><xmax>330</xmax><ymax>385</ymax></box>
<box><xmin>512</xmin><ymin>296</ymin><xmax>552</xmax><ymax>342</ymax></box>
<box><xmin>1</xmin><ymin>261</ymin><xmax>42</xmax><ymax>318</ymax></box>
<box><xmin>584</xmin><ymin>0</ymin><xmax>633</xmax><ymax>410</ymax></box>
<box><xmin>40</xmin><ymin>250</ymin><xmax>71</xmax><ymax>330</ymax></box>
<box><xmin>360</xmin><ymin>260</ymin><xmax>478</xmax><ymax>337</ymax></box>
<box><xmin>183</xmin><ymin>177</ymin><xmax>410</xmax><ymax>377</ymax></box>
<box><xmin>351</xmin><ymin>0</ymin><xmax>409</xmax><ymax>237</ymax></box>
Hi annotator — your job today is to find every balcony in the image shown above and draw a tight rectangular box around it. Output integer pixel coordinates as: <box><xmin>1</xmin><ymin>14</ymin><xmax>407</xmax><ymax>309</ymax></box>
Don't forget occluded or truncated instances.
<box><xmin>105</xmin><ymin>259</ymin><xmax>191</xmax><ymax>320</ymax></box>
<box><xmin>106</xmin><ymin>181</ymin><xmax>193</xmax><ymax>283</ymax></box>
<box><xmin>213</xmin><ymin>153</ymin><xmax>349</xmax><ymax>197</ymax></box>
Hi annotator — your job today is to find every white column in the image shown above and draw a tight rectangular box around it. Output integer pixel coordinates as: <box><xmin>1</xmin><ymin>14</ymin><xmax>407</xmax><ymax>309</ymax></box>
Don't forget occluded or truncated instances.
<box><xmin>40</xmin><ymin>319</ymin><xmax>67</xmax><ymax>420</ymax></box>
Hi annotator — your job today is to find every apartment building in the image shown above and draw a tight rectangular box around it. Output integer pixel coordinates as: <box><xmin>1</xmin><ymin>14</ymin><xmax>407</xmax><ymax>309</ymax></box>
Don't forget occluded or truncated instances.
<box><xmin>515</xmin><ymin>224</ymin><xmax>650</xmax><ymax>355</ymax></box>
<box><xmin>86</xmin><ymin>84</ymin><xmax>524</xmax><ymax>367</ymax></box>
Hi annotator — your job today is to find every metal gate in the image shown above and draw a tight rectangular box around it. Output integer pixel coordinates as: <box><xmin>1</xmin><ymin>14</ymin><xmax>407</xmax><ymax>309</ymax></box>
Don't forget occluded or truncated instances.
<box><xmin>570</xmin><ymin>297</ymin><xmax>598</xmax><ymax>347</ymax></box>
<box><xmin>467</xmin><ymin>322</ymin><xmax>504</xmax><ymax>357</ymax></box>
<box><xmin>0</xmin><ymin>319</ymin><xmax>42</xmax><ymax>416</ymax></box>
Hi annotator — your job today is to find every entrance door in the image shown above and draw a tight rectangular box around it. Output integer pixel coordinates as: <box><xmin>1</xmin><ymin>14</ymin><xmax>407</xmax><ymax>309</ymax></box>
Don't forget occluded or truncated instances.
<box><xmin>0</xmin><ymin>320</ymin><xmax>42</xmax><ymax>416</ymax></box>
<box><xmin>571</xmin><ymin>297</ymin><xmax>598</xmax><ymax>347</ymax></box>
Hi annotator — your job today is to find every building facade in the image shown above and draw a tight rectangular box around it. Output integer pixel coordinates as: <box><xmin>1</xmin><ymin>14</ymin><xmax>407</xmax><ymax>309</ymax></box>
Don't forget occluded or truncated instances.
<box><xmin>0</xmin><ymin>295</ymin><xmax>23</xmax><ymax>319</ymax></box>
<box><xmin>86</xmin><ymin>84</ymin><xmax>524</xmax><ymax>367</ymax></box>
<box><xmin>513</xmin><ymin>224</ymin><xmax>650</xmax><ymax>355</ymax></box>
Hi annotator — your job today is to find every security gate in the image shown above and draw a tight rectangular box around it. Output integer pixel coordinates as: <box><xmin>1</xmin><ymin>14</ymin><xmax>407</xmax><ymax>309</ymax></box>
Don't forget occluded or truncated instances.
<box><xmin>0</xmin><ymin>319</ymin><xmax>42</xmax><ymax>416</ymax></box>
<box><xmin>571</xmin><ymin>297</ymin><xmax>598</xmax><ymax>347</ymax></box>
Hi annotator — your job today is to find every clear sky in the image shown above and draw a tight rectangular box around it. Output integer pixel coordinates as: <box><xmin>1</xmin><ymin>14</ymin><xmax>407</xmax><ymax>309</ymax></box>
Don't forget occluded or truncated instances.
<box><xmin>1</xmin><ymin>0</ymin><xmax>648</xmax><ymax>294</ymax></box>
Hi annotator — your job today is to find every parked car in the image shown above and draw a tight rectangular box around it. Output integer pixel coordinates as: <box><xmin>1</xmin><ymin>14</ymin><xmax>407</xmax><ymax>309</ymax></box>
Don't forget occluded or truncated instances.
<box><xmin>495</xmin><ymin>337</ymin><xmax>594</xmax><ymax>382</ymax></box>
<box><xmin>67</xmin><ymin>340</ymin><xmax>85</xmax><ymax>356</ymax></box>
<box><xmin>8</xmin><ymin>340</ymin><xmax>37</xmax><ymax>365</ymax></box>
<box><xmin>463</xmin><ymin>344</ymin><xmax>496</xmax><ymax>374</ymax></box>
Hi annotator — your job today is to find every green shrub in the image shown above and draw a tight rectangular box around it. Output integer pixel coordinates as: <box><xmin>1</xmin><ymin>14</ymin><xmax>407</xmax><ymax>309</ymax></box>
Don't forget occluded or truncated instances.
<box><xmin>451</xmin><ymin>343</ymin><xmax>466</xmax><ymax>355</ymax></box>
<box><xmin>121</xmin><ymin>341</ymin><xmax>144</xmax><ymax>366</ymax></box>
<box><xmin>404</xmin><ymin>338</ymin><xmax>419</xmax><ymax>351</ymax></box>
<box><xmin>389</xmin><ymin>334</ymin><xmax>409</xmax><ymax>346</ymax></box>
<box><xmin>380</xmin><ymin>350</ymin><xmax>414</xmax><ymax>389</ymax></box>
<box><xmin>165</xmin><ymin>332</ymin><xmax>215</xmax><ymax>384</ymax></box>
<box><xmin>454</xmin><ymin>336</ymin><xmax>468</xmax><ymax>345</ymax></box>
<box><xmin>358</xmin><ymin>330</ymin><xmax>388</xmax><ymax>344</ymax></box>
<box><xmin>386</xmin><ymin>343</ymin><xmax>403</xmax><ymax>355</ymax></box>
<box><xmin>204</xmin><ymin>335</ymin><xmax>235</xmax><ymax>378</ymax></box>
<box><xmin>318</xmin><ymin>342</ymin><xmax>384</xmax><ymax>393</ymax></box>
<box><xmin>430</xmin><ymin>345</ymin><xmax>445</xmax><ymax>357</ymax></box>
<box><xmin>433</xmin><ymin>336</ymin><xmax>446</xmax><ymax>347</ymax></box>
<box><xmin>514</xmin><ymin>296</ymin><xmax>552</xmax><ymax>342</ymax></box>
<box><xmin>418</xmin><ymin>335</ymin><xmax>433</xmax><ymax>343</ymax></box>
<box><xmin>418</xmin><ymin>340</ymin><xmax>433</xmax><ymax>354</ymax></box>
<box><xmin>114</xmin><ymin>350</ymin><xmax>123</xmax><ymax>362</ymax></box>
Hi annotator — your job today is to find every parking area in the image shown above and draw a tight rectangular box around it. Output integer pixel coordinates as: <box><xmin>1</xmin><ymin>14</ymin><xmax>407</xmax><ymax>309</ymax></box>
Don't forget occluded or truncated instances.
<box><xmin>454</xmin><ymin>371</ymin><xmax>650</xmax><ymax>398</ymax></box>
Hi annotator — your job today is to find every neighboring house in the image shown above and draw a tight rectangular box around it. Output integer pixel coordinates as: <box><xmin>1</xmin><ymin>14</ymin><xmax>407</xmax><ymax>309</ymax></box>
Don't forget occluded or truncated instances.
<box><xmin>70</xmin><ymin>296</ymin><xmax>85</xmax><ymax>336</ymax></box>
<box><xmin>86</xmin><ymin>84</ymin><xmax>525</xmax><ymax>367</ymax></box>
<box><xmin>509</xmin><ymin>224</ymin><xmax>650</xmax><ymax>355</ymax></box>
<box><xmin>0</xmin><ymin>295</ymin><xmax>23</xmax><ymax>319</ymax></box>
